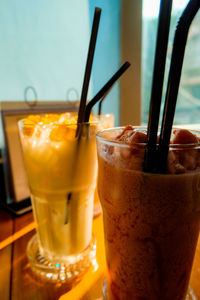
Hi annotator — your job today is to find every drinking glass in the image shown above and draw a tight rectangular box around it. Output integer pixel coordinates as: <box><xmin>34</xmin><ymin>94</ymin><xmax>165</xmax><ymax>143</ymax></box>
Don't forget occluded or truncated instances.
<box><xmin>96</xmin><ymin>126</ymin><xmax>200</xmax><ymax>300</ymax></box>
<box><xmin>18</xmin><ymin>117</ymin><xmax>99</xmax><ymax>282</ymax></box>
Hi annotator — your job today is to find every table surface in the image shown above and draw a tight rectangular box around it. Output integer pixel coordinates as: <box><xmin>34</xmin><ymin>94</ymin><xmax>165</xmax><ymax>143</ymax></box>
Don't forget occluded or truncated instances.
<box><xmin>0</xmin><ymin>208</ymin><xmax>106</xmax><ymax>300</ymax></box>
<box><xmin>0</xmin><ymin>208</ymin><xmax>200</xmax><ymax>300</ymax></box>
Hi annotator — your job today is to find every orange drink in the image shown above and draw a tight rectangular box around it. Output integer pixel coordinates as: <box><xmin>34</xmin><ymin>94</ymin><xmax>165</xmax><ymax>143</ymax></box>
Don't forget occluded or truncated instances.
<box><xmin>18</xmin><ymin>113</ymin><xmax>99</xmax><ymax>282</ymax></box>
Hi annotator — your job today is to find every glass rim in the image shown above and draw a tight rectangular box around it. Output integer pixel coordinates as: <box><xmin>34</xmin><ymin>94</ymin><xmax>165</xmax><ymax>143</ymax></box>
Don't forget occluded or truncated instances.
<box><xmin>96</xmin><ymin>126</ymin><xmax>200</xmax><ymax>149</ymax></box>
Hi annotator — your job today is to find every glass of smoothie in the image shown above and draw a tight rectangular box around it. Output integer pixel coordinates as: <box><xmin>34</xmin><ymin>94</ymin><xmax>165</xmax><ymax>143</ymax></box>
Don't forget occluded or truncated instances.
<box><xmin>96</xmin><ymin>126</ymin><xmax>200</xmax><ymax>300</ymax></box>
<box><xmin>18</xmin><ymin>113</ymin><xmax>99</xmax><ymax>282</ymax></box>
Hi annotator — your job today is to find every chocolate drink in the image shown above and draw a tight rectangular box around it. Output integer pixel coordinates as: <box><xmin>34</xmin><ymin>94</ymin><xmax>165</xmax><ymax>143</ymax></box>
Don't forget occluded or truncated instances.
<box><xmin>97</xmin><ymin>126</ymin><xmax>200</xmax><ymax>300</ymax></box>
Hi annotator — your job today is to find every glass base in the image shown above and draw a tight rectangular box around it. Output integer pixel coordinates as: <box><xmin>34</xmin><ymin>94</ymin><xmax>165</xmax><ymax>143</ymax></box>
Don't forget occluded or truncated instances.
<box><xmin>27</xmin><ymin>234</ymin><xmax>96</xmax><ymax>283</ymax></box>
<box><xmin>103</xmin><ymin>279</ymin><xmax>197</xmax><ymax>300</ymax></box>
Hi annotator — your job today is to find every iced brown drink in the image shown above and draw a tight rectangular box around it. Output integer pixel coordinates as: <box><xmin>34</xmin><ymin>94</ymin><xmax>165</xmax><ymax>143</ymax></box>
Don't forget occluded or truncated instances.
<box><xmin>96</xmin><ymin>126</ymin><xmax>200</xmax><ymax>300</ymax></box>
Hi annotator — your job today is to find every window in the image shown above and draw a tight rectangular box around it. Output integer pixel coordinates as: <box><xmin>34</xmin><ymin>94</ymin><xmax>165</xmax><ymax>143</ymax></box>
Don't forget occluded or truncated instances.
<box><xmin>142</xmin><ymin>0</ymin><xmax>200</xmax><ymax>126</ymax></box>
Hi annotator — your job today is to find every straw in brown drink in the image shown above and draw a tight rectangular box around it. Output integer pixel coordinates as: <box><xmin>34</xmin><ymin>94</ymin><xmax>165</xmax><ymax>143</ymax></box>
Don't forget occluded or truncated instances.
<box><xmin>157</xmin><ymin>0</ymin><xmax>200</xmax><ymax>173</ymax></box>
<box><xmin>143</xmin><ymin>0</ymin><xmax>172</xmax><ymax>173</ymax></box>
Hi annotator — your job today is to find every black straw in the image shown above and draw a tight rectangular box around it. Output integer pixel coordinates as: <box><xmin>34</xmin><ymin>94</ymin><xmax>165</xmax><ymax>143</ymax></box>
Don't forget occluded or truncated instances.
<box><xmin>66</xmin><ymin>7</ymin><xmax>101</xmax><ymax>213</ymax></box>
<box><xmin>77</xmin><ymin>7</ymin><xmax>101</xmax><ymax>126</ymax></box>
<box><xmin>144</xmin><ymin>0</ymin><xmax>172</xmax><ymax>173</ymax></box>
<box><xmin>157</xmin><ymin>0</ymin><xmax>200</xmax><ymax>173</ymax></box>
<box><xmin>84</xmin><ymin>61</ymin><xmax>131</xmax><ymax>122</ymax></box>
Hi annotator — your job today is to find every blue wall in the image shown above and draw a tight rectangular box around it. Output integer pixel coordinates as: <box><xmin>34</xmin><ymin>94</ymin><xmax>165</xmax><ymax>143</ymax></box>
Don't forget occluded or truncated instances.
<box><xmin>0</xmin><ymin>0</ymin><xmax>121</xmax><ymax>124</ymax></box>
<box><xmin>88</xmin><ymin>0</ymin><xmax>121</xmax><ymax>125</ymax></box>
<box><xmin>0</xmin><ymin>0</ymin><xmax>90</xmax><ymax>101</ymax></box>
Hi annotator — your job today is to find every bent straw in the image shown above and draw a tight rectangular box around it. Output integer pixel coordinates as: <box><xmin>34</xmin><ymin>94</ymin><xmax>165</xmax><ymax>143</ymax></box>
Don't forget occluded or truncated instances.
<box><xmin>143</xmin><ymin>0</ymin><xmax>172</xmax><ymax>173</ymax></box>
<box><xmin>77</xmin><ymin>7</ymin><xmax>101</xmax><ymax>129</ymax></box>
<box><xmin>84</xmin><ymin>61</ymin><xmax>131</xmax><ymax>122</ymax></box>
<box><xmin>157</xmin><ymin>0</ymin><xmax>200</xmax><ymax>173</ymax></box>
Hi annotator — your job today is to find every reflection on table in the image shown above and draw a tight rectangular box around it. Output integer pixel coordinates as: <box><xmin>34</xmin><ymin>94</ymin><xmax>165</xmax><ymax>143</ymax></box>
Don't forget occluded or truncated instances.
<box><xmin>0</xmin><ymin>209</ymin><xmax>106</xmax><ymax>300</ymax></box>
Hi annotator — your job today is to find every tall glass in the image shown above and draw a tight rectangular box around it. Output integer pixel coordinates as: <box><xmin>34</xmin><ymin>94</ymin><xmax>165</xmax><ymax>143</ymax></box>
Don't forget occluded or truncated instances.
<box><xmin>96</xmin><ymin>127</ymin><xmax>200</xmax><ymax>300</ymax></box>
<box><xmin>18</xmin><ymin>117</ymin><xmax>99</xmax><ymax>282</ymax></box>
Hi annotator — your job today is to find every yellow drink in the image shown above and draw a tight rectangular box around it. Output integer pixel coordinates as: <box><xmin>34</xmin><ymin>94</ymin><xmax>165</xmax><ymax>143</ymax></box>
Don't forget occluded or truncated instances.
<box><xmin>19</xmin><ymin>114</ymin><xmax>98</xmax><ymax>281</ymax></box>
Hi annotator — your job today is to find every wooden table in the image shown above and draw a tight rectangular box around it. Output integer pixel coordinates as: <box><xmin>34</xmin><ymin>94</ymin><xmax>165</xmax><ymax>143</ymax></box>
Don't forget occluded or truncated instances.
<box><xmin>1</xmin><ymin>208</ymin><xmax>200</xmax><ymax>300</ymax></box>
<box><xmin>0</xmin><ymin>209</ymin><xmax>106</xmax><ymax>300</ymax></box>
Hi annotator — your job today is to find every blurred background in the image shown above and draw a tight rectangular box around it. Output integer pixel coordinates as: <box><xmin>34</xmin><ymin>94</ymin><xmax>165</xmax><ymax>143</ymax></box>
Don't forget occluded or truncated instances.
<box><xmin>142</xmin><ymin>0</ymin><xmax>200</xmax><ymax>126</ymax></box>
<box><xmin>0</xmin><ymin>0</ymin><xmax>199</xmax><ymax>135</ymax></box>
